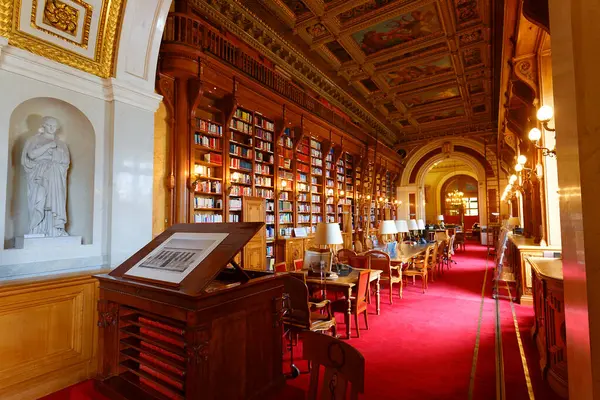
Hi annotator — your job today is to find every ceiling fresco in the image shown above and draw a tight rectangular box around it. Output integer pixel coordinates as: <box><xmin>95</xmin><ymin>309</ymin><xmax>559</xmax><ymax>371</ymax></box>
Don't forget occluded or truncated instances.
<box><xmin>255</xmin><ymin>0</ymin><xmax>496</xmax><ymax>143</ymax></box>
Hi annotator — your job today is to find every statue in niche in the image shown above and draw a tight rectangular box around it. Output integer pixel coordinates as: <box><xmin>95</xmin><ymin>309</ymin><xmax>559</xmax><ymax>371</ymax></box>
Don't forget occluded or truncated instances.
<box><xmin>21</xmin><ymin>116</ymin><xmax>70</xmax><ymax>237</ymax></box>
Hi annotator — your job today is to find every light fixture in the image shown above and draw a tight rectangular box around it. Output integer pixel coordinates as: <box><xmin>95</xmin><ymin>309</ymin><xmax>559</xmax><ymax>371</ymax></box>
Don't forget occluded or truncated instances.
<box><xmin>515</xmin><ymin>164</ymin><xmax>523</xmax><ymax>172</ymax></box>
<box><xmin>537</xmin><ymin>105</ymin><xmax>554</xmax><ymax>125</ymax></box>
<box><xmin>385</xmin><ymin>198</ymin><xmax>389</xmax><ymax>202</ymax></box>
<box><xmin>509</xmin><ymin>174</ymin><xmax>518</xmax><ymax>184</ymax></box>
<box><xmin>339</xmin><ymin>190</ymin><xmax>345</xmax><ymax>196</ymax></box>
<box><xmin>517</xmin><ymin>155</ymin><xmax>527</xmax><ymax>165</ymax></box>
<box><xmin>232</xmin><ymin>172</ymin><xmax>240</xmax><ymax>182</ymax></box>
<box><xmin>366</xmin><ymin>195</ymin><xmax>371</xmax><ymax>200</ymax></box>
<box><xmin>281</xmin><ymin>180</ymin><xmax>287</xmax><ymax>188</ymax></box>
<box><xmin>529</xmin><ymin>105</ymin><xmax>557</xmax><ymax>158</ymax></box>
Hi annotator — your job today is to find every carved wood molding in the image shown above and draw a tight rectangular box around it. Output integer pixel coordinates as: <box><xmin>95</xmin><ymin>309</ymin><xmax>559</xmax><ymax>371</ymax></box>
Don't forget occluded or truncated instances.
<box><xmin>97</xmin><ymin>300</ymin><xmax>118</xmax><ymax>328</ymax></box>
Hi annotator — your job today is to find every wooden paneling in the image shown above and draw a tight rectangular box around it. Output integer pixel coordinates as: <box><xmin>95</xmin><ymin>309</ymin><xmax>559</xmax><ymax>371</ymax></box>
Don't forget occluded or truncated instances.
<box><xmin>0</xmin><ymin>271</ymin><xmax>102</xmax><ymax>400</ymax></box>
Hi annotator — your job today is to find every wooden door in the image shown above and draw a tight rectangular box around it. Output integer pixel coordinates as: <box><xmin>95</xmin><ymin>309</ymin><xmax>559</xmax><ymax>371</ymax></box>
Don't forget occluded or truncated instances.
<box><xmin>242</xmin><ymin>197</ymin><xmax>266</xmax><ymax>270</ymax></box>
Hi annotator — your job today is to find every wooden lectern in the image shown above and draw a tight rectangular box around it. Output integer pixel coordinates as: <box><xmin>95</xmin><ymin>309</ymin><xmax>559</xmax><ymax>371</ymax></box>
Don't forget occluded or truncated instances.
<box><xmin>95</xmin><ymin>223</ymin><xmax>286</xmax><ymax>400</ymax></box>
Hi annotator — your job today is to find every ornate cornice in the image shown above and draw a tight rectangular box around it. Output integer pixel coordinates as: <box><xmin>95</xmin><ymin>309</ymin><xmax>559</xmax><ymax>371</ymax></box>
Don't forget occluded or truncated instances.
<box><xmin>396</xmin><ymin>121</ymin><xmax>496</xmax><ymax>144</ymax></box>
<box><xmin>192</xmin><ymin>0</ymin><xmax>398</xmax><ymax>146</ymax></box>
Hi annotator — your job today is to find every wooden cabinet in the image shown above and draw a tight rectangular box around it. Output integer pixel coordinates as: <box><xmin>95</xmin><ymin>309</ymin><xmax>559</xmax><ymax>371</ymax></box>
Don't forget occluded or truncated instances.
<box><xmin>528</xmin><ymin>257</ymin><xmax>568</xmax><ymax>398</ymax></box>
<box><xmin>242</xmin><ymin>197</ymin><xmax>266</xmax><ymax>270</ymax></box>
<box><xmin>506</xmin><ymin>234</ymin><xmax>560</xmax><ymax>305</ymax></box>
<box><xmin>276</xmin><ymin>237</ymin><xmax>306</xmax><ymax>269</ymax></box>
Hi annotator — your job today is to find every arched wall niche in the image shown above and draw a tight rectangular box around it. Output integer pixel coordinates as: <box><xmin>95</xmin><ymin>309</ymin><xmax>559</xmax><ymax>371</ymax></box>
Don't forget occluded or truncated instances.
<box><xmin>4</xmin><ymin>98</ymin><xmax>95</xmax><ymax>247</ymax></box>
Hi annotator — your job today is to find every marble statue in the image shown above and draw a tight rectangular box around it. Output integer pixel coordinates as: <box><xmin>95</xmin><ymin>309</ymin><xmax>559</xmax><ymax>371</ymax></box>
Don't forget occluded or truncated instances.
<box><xmin>21</xmin><ymin>116</ymin><xmax>70</xmax><ymax>237</ymax></box>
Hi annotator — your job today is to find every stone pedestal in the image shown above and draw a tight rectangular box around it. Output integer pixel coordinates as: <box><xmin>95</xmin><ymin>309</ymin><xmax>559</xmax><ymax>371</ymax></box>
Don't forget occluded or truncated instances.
<box><xmin>14</xmin><ymin>235</ymin><xmax>83</xmax><ymax>250</ymax></box>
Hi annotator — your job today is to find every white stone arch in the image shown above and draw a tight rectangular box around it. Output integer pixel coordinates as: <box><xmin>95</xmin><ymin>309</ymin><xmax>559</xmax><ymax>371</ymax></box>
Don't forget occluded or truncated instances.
<box><xmin>114</xmin><ymin>0</ymin><xmax>173</xmax><ymax>92</ymax></box>
<box><xmin>434</xmin><ymin>170</ymin><xmax>480</xmax><ymax>216</ymax></box>
<box><xmin>401</xmin><ymin>137</ymin><xmax>487</xmax><ymax>186</ymax></box>
<box><xmin>414</xmin><ymin>152</ymin><xmax>488</xmax><ymax>225</ymax></box>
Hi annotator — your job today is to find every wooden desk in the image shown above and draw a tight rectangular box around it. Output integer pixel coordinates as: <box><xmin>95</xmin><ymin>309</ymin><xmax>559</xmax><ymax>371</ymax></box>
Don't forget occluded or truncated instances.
<box><xmin>528</xmin><ymin>257</ymin><xmax>567</xmax><ymax>398</ymax></box>
<box><xmin>296</xmin><ymin>269</ymin><xmax>382</xmax><ymax>339</ymax></box>
<box><xmin>506</xmin><ymin>235</ymin><xmax>561</xmax><ymax>305</ymax></box>
<box><xmin>370</xmin><ymin>244</ymin><xmax>432</xmax><ymax>265</ymax></box>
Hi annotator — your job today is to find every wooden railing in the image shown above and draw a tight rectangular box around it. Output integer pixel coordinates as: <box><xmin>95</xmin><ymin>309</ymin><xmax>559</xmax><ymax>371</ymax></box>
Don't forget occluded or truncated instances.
<box><xmin>163</xmin><ymin>13</ymin><xmax>366</xmax><ymax>137</ymax></box>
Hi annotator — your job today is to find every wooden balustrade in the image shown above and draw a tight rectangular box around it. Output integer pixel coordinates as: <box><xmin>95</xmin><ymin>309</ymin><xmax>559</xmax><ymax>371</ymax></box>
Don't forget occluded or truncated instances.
<box><xmin>162</xmin><ymin>12</ymin><xmax>366</xmax><ymax>137</ymax></box>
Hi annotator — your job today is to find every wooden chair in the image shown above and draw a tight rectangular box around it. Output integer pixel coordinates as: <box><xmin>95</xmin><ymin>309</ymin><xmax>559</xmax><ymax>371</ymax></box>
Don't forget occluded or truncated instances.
<box><xmin>426</xmin><ymin>242</ymin><xmax>440</xmax><ymax>282</ymax></box>
<box><xmin>331</xmin><ymin>270</ymin><xmax>371</xmax><ymax>338</ymax></box>
<box><xmin>337</xmin><ymin>249</ymin><xmax>357</xmax><ymax>264</ymax></box>
<box><xmin>302</xmin><ymin>331</ymin><xmax>365</xmax><ymax>400</ymax></box>
<box><xmin>444</xmin><ymin>235</ymin><xmax>456</xmax><ymax>269</ymax></box>
<box><xmin>455</xmin><ymin>232</ymin><xmax>466</xmax><ymax>252</ymax></box>
<box><xmin>275</xmin><ymin>262</ymin><xmax>288</xmax><ymax>273</ymax></box>
<box><xmin>283</xmin><ymin>275</ymin><xmax>337</xmax><ymax>376</ymax></box>
<box><xmin>353</xmin><ymin>240</ymin><xmax>363</xmax><ymax>253</ymax></box>
<box><xmin>348</xmin><ymin>255</ymin><xmax>369</xmax><ymax>269</ymax></box>
<box><xmin>436</xmin><ymin>240</ymin><xmax>447</xmax><ymax>276</ymax></box>
<box><xmin>364</xmin><ymin>250</ymin><xmax>402</xmax><ymax>303</ymax></box>
<box><xmin>293</xmin><ymin>259</ymin><xmax>303</xmax><ymax>271</ymax></box>
<box><xmin>365</xmin><ymin>238</ymin><xmax>374</xmax><ymax>250</ymax></box>
<box><xmin>403</xmin><ymin>246</ymin><xmax>431</xmax><ymax>294</ymax></box>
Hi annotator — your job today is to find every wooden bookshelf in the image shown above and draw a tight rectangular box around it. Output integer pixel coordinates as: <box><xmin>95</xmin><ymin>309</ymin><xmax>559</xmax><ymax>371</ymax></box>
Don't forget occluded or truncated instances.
<box><xmin>276</xmin><ymin>127</ymin><xmax>294</xmax><ymax>238</ymax></box>
<box><xmin>325</xmin><ymin>148</ymin><xmax>336</xmax><ymax>223</ymax></box>
<box><xmin>310</xmin><ymin>137</ymin><xmax>323</xmax><ymax>234</ymax></box>
<box><xmin>191</xmin><ymin>102</ymin><xmax>225</xmax><ymax>223</ymax></box>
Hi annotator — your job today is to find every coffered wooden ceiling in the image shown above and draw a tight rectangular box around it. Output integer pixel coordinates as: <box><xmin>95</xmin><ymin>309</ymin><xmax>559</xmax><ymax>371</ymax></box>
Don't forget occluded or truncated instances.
<box><xmin>255</xmin><ymin>0</ymin><xmax>497</xmax><ymax>143</ymax></box>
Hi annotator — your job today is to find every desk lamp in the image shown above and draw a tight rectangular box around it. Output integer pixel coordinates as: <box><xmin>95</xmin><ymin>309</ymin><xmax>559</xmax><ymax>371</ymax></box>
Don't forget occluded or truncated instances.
<box><xmin>379</xmin><ymin>220</ymin><xmax>398</xmax><ymax>244</ymax></box>
<box><xmin>395</xmin><ymin>220</ymin><xmax>409</xmax><ymax>241</ymax></box>
<box><xmin>408</xmin><ymin>219</ymin><xmax>419</xmax><ymax>241</ymax></box>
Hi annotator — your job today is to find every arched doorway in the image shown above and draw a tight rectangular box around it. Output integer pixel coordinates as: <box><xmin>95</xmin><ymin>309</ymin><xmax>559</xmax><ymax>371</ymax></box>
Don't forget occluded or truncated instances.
<box><xmin>440</xmin><ymin>174</ymin><xmax>479</xmax><ymax>228</ymax></box>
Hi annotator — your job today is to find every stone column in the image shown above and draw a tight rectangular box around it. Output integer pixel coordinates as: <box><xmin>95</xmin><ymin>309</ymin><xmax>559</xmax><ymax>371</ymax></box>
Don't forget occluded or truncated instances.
<box><xmin>549</xmin><ymin>0</ymin><xmax>600</xmax><ymax>398</ymax></box>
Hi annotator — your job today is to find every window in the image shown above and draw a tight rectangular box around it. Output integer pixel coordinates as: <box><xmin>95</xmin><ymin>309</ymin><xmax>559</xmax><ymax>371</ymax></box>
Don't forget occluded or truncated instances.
<box><xmin>465</xmin><ymin>197</ymin><xmax>478</xmax><ymax>216</ymax></box>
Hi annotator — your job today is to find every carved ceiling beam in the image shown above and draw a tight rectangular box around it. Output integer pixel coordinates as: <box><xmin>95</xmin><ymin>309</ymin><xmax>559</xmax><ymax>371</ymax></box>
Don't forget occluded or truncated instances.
<box><xmin>194</xmin><ymin>0</ymin><xmax>397</xmax><ymax>145</ymax></box>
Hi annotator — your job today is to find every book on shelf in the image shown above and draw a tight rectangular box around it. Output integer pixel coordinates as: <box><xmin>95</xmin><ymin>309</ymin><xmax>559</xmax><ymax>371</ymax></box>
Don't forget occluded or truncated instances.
<box><xmin>194</xmin><ymin>213</ymin><xmax>223</xmax><ymax>223</ymax></box>
<box><xmin>230</xmin><ymin>186</ymin><xmax>253</xmax><ymax>196</ymax></box>
<box><xmin>195</xmin><ymin>118</ymin><xmax>222</xmax><ymax>136</ymax></box>
<box><xmin>204</xmin><ymin>153</ymin><xmax>223</xmax><ymax>165</ymax></box>
<box><xmin>194</xmin><ymin>180</ymin><xmax>222</xmax><ymax>194</ymax></box>
<box><xmin>194</xmin><ymin>197</ymin><xmax>222</xmax><ymax>209</ymax></box>
<box><xmin>234</xmin><ymin>109</ymin><xmax>253</xmax><ymax>123</ymax></box>
<box><xmin>230</xmin><ymin>158</ymin><xmax>252</xmax><ymax>170</ymax></box>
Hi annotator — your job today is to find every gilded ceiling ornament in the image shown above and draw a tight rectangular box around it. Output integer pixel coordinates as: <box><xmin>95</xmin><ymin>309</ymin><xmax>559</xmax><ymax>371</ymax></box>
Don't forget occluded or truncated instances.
<box><xmin>43</xmin><ymin>0</ymin><xmax>78</xmax><ymax>36</ymax></box>
<box><xmin>0</xmin><ymin>0</ymin><xmax>124</xmax><ymax>78</ymax></box>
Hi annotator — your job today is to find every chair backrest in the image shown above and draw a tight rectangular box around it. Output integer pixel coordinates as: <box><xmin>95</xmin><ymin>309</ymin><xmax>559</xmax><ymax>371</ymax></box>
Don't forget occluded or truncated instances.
<box><xmin>283</xmin><ymin>274</ymin><xmax>310</xmax><ymax>327</ymax></box>
<box><xmin>337</xmin><ymin>249</ymin><xmax>357</xmax><ymax>264</ymax></box>
<box><xmin>302</xmin><ymin>331</ymin><xmax>365</xmax><ymax>400</ymax></box>
<box><xmin>365</xmin><ymin>238</ymin><xmax>374</xmax><ymax>250</ymax></box>
<box><xmin>430</xmin><ymin>242</ymin><xmax>439</xmax><ymax>264</ymax></box>
<box><xmin>418</xmin><ymin>246</ymin><xmax>432</xmax><ymax>270</ymax></box>
<box><xmin>355</xmin><ymin>270</ymin><xmax>371</xmax><ymax>310</ymax></box>
<box><xmin>353</xmin><ymin>240</ymin><xmax>363</xmax><ymax>253</ymax></box>
<box><xmin>437</xmin><ymin>240</ymin><xmax>446</xmax><ymax>259</ymax></box>
<box><xmin>448</xmin><ymin>235</ymin><xmax>456</xmax><ymax>255</ymax></box>
<box><xmin>364</xmin><ymin>250</ymin><xmax>391</xmax><ymax>274</ymax></box>
<box><xmin>434</xmin><ymin>231</ymin><xmax>448</xmax><ymax>242</ymax></box>
<box><xmin>348</xmin><ymin>255</ymin><xmax>369</xmax><ymax>269</ymax></box>
<box><xmin>293</xmin><ymin>259</ymin><xmax>304</xmax><ymax>271</ymax></box>
<box><xmin>274</xmin><ymin>262</ymin><xmax>287</xmax><ymax>273</ymax></box>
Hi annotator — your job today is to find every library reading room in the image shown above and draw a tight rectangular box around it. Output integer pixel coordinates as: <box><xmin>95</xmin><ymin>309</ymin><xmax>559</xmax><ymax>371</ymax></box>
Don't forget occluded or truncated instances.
<box><xmin>0</xmin><ymin>0</ymin><xmax>598</xmax><ymax>399</ymax></box>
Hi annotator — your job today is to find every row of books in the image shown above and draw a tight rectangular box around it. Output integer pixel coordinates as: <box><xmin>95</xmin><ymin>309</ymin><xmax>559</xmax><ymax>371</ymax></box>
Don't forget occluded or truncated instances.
<box><xmin>297</xmin><ymin>183</ymin><xmax>309</xmax><ymax>192</ymax></box>
<box><xmin>194</xmin><ymin>213</ymin><xmax>223</xmax><ymax>223</ymax></box>
<box><xmin>298</xmin><ymin>214</ymin><xmax>310</xmax><ymax>223</ymax></box>
<box><xmin>256</xmin><ymin>152</ymin><xmax>274</xmax><ymax>164</ymax></box>
<box><xmin>255</xmin><ymin>116</ymin><xmax>274</xmax><ymax>131</ymax></box>
<box><xmin>230</xmin><ymin>158</ymin><xmax>252</xmax><ymax>170</ymax></box>
<box><xmin>195</xmin><ymin>118</ymin><xmax>222</xmax><ymax>135</ymax></box>
<box><xmin>195</xmin><ymin>134</ymin><xmax>221</xmax><ymax>150</ymax></box>
<box><xmin>256</xmin><ymin>188</ymin><xmax>274</xmax><ymax>199</ymax></box>
<box><xmin>229</xmin><ymin>198</ymin><xmax>242</xmax><ymax>210</ymax></box>
<box><xmin>231</xmin><ymin>172</ymin><xmax>252</xmax><ymax>185</ymax></box>
<box><xmin>266</xmin><ymin>214</ymin><xmax>275</xmax><ymax>224</ymax></box>
<box><xmin>229</xmin><ymin>214</ymin><xmax>240</xmax><ymax>222</ymax></box>
<box><xmin>195</xmin><ymin>164</ymin><xmax>219</xmax><ymax>178</ymax></box>
<box><xmin>234</xmin><ymin>109</ymin><xmax>253</xmax><ymax>123</ymax></box>
<box><xmin>255</xmin><ymin>128</ymin><xmax>273</xmax><ymax>141</ymax></box>
<box><xmin>279</xmin><ymin>213</ymin><xmax>293</xmax><ymax>223</ymax></box>
<box><xmin>194</xmin><ymin>197</ymin><xmax>222</xmax><ymax>209</ymax></box>
<box><xmin>278</xmin><ymin>200</ymin><xmax>293</xmax><ymax>211</ymax></box>
<box><xmin>256</xmin><ymin>140</ymin><xmax>273</xmax><ymax>152</ymax></box>
<box><xmin>255</xmin><ymin>164</ymin><xmax>272</xmax><ymax>175</ymax></box>
<box><xmin>297</xmin><ymin>193</ymin><xmax>308</xmax><ymax>202</ymax></box>
<box><xmin>256</xmin><ymin>176</ymin><xmax>272</xmax><ymax>186</ymax></box>
<box><xmin>230</xmin><ymin>186</ymin><xmax>253</xmax><ymax>196</ymax></box>
<box><xmin>230</xmin><ymin>144</ymin><xmax>252</xmax><ymax>158</ymax></box>
<box><xmin>203</xmin><ymin>153</ymin><xmax>222</xmax><ymax>165</ymax></box>
<box><xmin>298</xmin><ymin>204</ymin><xmax>310</xmax><ymax>212</ymax></box>
<box><xmin>195</xmin><ymin>180</ymin><xmax>222</xmax><ymax>194</ymax></box>
<box><xmin>279</xmin><ymin>191</ymin><xmax>290</xmax><ymax>201</ymax></box>
<box><xmin>312</xmin><ymin>167</ymin><xmax>322</xmax><ymax>175</ymax></box>
<box><xmin>297</xmin><ymin>154</ymin><xmax>310</xmax><ymax>164</ymax></box>
<box><xmin>230</xmin><ymin>119</ymin><xmax>252</xmax><ymax>134</ymax></box>
<box><xmin>279</xmin><ymin>227</ymin><xmax>293</xmax><ymax>236</ymax></box>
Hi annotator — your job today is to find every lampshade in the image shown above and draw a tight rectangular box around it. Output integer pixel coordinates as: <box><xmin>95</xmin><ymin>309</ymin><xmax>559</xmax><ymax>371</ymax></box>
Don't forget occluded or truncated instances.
<box><xmin>417</xmin><ymin>219</ymin><xmax>425</xmax><ymax>230</ymax></box>
<box><xmin>314</xmin><ymin>223</ymin><xmax>343</xmax><ymax>245</ymax></box>
<box><xmin>437</xmin><ymin>215</ymin><xmax>444</xmax><ymax>221</ymax></box>
<box><xmin>395</xmin><ymin>220</ymin><xmax>409</xmax><ymax>233</ymax></box>
<box><xmin>508</xmin><ymin>217</ymin><xmax>520</xmax><ymax>228</ymax></box>
<box><xmin>379</xmin><ymin>220</ymin><xmax>398</xmax><ymax>235</ymax></box>
<box><xmin>408</xmin><ymin>219</ymin><xmax>418</xmax><ymax>231</ymax></box>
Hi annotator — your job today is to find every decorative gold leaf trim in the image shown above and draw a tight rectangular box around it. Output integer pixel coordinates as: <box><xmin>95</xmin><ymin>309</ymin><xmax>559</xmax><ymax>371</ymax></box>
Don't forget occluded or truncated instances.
<box><xmin>0</xmin><ymin>0</ymin><xmax>125</xmax><ymax>78</ymax></box>
<box><xmin>30</xmin><ymin>0</ymin><xmax>93</xmax><ymax>48</ymax></box>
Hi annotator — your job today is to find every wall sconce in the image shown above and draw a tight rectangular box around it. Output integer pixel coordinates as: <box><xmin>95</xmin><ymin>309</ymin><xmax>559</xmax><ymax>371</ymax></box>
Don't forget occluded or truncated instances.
<box><xmin>366</xmin><ymin>195</ymin><xmax>371</xmax><ymax>200</ymax></box>
<box><xmin>281</xmin><ymin>179</ymin><xmax>287</xmax><ymax>189</ymax></box>
<box><xmin>514</xmin><ymin>155</ymin><xmax>527</xmax><ymax>173</ymax></box>
<box><xmin>528</xmin><ymin>105</ymin><xmax>557</xmax><ymax>158</ymax></box>
<box><xmin>231</xmin><ymin>172</ymin><xmax>240</xmax><ymax>182</ymax></box>
<box><xmin>339</xmin><ymin>190</ymin><xmax>345</xmax><ymax>196</ymax></box>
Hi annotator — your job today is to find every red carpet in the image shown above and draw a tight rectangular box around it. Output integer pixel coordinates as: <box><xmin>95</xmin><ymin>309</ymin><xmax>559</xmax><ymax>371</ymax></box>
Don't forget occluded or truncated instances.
<box><xmin>42</xmin><ymin>244</ymin><xmax>561</xmax><ymax>400</ymax></box>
